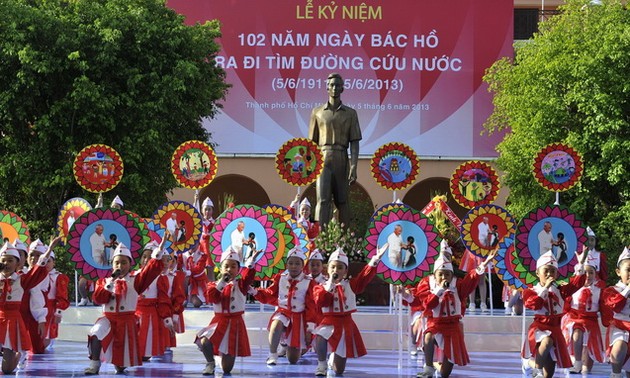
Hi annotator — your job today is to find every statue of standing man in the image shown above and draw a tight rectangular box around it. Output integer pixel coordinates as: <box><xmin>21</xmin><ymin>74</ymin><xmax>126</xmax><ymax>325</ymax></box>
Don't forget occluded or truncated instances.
<box><xmin>308</xmin><ymin>73</ymin><xmax>362</xmax><ymax>228</ymax></box>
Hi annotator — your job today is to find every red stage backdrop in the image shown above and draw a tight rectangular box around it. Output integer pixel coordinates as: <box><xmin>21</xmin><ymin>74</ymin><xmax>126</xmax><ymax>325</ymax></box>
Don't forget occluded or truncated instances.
<box><xmin>168</xmin><ymin>0</ymin><xmax>513</xmax><ymax>157</ymax></box>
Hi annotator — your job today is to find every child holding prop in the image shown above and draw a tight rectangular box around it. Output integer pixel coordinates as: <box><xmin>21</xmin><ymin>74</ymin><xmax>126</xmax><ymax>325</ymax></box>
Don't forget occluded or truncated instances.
<box><xmin>0</xmin><ymin>237</ymin><xmax>59</xmax><ymax>374</ymax></box>
<box><xmin>164</xmin><ymin>250</ymin><xmax>186</xmax><ymax>350</ymax></box>
<box><xmin>195</xmin><ymin>246</ymin><xmax>262</xmax><ymax>375</ymax></box>
<box><xmin>312</xmin><ymin>245</ymin><xmax>387</xmax><ymax>376</ymax></box>
<box><xmin>561</xmin><ymin>252</ymin><xmax>606</xmax><ymax>374</ymax></box>
<box><xmin>414</xmin><ymin>247</ymin><xmax>497</xmax><ymax>378</ymax></box>
<box><xmin>602</xmin><ymin>247</ymin><xmax>630</xmax><ymax>378</ymax></box>
<box><xmin>84</xmin><ymin>235</ymin><xmax>168</xmax><ymax>375</ymax></box>
<box><xmin>253</xmin><ymin>247</ymin><xmax>317</xmax><ymax>365</ymax></box>
<box><xmin>521</xmin><ymin>250</ymin><xmax>586</xmax><ymax>378</ymax></box>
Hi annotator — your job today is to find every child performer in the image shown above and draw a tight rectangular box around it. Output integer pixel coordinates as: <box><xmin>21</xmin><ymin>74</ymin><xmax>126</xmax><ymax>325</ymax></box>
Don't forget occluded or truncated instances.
<box><xmin>415</xmin><ymin>247</ymin><xmax>496</xmax><ymax>378</ymax></box>
<box><xmin>521</xmin><ymin>250</ymin><xmax>586</xmax><ymax>378</ymax></box>
<box><xmin>183</xmin><ymin>245</ymin><xmax>208</xmax><ymax>308</ymax></box>
<box><xmin>290</xmin><ymin>196</ymin><xmax>319</xmax><ymax>249</ymax></box>
<box><xmin>84</xmin><ymin>236</ymin><xmax>168</xmax><ymax>375</ymax></box>
<box><xmin>602</xmin><ymin>247</ymin><xmax>630</xmax><ymax>378</ymax></box>
<box><xmin>195</xmin><ymin>246</ymin><xmax>262</xmax><ymax>375</ymax></box>
<box><xmin>22</xmin><ymin>239</ymin><xmax>50</xmax><ymax>355</ymax></box>
<box><xmin>307</xmin><ymin>249</ymin><xmax>327</xmax><ymax>285</ymax></box>
<box><xmin>253</xmin><ymin>247</ymin><xmax>317</xmax><ymax>365</ymax></box>
<box><xmin>43</xmin><ymin>250</ymin><xmax>70</xmax><ymax>350</ymax></box>
<box><xmin>312</xmin><ymin>245</ymin><xmax>387</xmax><ymax>376</ymax></box>
<box><xmin>561</xmin><ymin>253</ymin><xmax>605</xmax><ymax>374</ymax></box>
<box><xmin>0</xmin><ymin>238</ymin><xmax>59</xmax><ymax>374</ymax></box>
<box><xmin>164</xmin><ymin>250</ymin><xmax>186</xmax><ymax>351</ymax></box>
<box><xmin>135</xmin><ymin>241</ymin><xmax>175</xmax><ymax>361</ymax></box>
<box><xmin>12</xmin><ymin>239</ymin><xmax>28</xmax><ymax>275</ymax></box>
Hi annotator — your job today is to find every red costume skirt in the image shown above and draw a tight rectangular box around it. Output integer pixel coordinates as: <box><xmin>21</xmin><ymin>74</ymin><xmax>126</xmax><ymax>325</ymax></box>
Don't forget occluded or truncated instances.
<box><xmin>268</xmin><ymin>309</ymin><xmax>308</xmax><ymax>349</ymax></box>
<box><xmin>563</xmin><ymin>310</ymin><xmax>604</xmax><ymax>362</ymax></box>
<box><xmin>95</xmin><ymin>312</ymin><xmax>142</xmax><ymax>368</ymax></box>
<box><xmin>425</xmin><ymin>316</ymin><xmax>469</xmax><ymax>366</ymax></box>
<box><xmin>315</xmin><ymin>313</ymin><xmax>366</xmax><ymax>358</ymax></box>
<box><xmin>524</xmin><ymin>315</ymin><xmax>572</xmax><ymax>368</ymax></box>
<box><xmin>196</xmin><ymin>312</ymin><xmax>250</xmax><ymax>357</ymax></box>
<box><xmin>137</xmin><ymin>299</ymin><xmax>167</xmax><ymax>357</ymax></box>
<box><xmin>0</xmin><ymin>303</ymin><xmax>32</xmax><ymax>352</ymax></box>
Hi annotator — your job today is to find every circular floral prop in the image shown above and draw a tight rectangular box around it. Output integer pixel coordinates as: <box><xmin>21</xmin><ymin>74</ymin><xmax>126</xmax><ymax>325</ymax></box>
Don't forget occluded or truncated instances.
<box><xmin>262</xmin><ymin>208</ymin><xmax>299</xmax><ymax>277</ymax></box>
<box><xmin>124</xmin><ymin>211</ymin><xmax>152</xmax><ymax>250</ymax></box>
<box><xmin>275</xmin><ymin>138</ymin><xmax>323</xmax><ymax>186</ymax></box>
<box><xmin>209</xmin><ymin>204</ymin><xmax>287</xmax><ymax>280</ymax></box>
<box><xmin>369</xmin><ymin>202</ymin><xmax>412</xmax><ymax>224</ymax></box>
<box><xmin>146</xmin><ymin>219</ymin><xmax>173</xmax><ymax>251</ymax></box>
<box><xmin>494</xmin><ymin>237</ymin><xmax>528</xmax><ymax>291</ymax></box>
<box><xmin>66</xmin><ymin>208</ymin><xmax>146</xmax><ymax>280</ymax></box>
<box><xmin>73</xmin><ymin>144</ymin><xmax>124</xmax><ymax>193</ymax></box>
<box><xmin>533</xmin><ymin>143</ymin><xmax>583</xmax><ymax>192</ymax></box>
<box><xmin>363</xmin><ymin>206</ymin><xmax>440</xmax><ymax>286</ymax></box>
<box><xmin>449</xmin><ymin>161</ymin><xmax>500</xmax><ymax>209</ymax></box>
<box><xmin>56</xmin><ymin>198</ymin><xmax>92</xmax><ymax>242</ymax></box>
<box><xmin>460</xmin><ymin>204</ymin><xmax>516</xmax><ymax>258</ymax></box>
<box><xmin>515</xmin><ymin>205</ymin><xmax>587</xmax><ymax>284</ymax></box>
<box><xmin>152</xmin><ymin>201</ymin><xmax>202</xmax><ymax>253</ymax></box>
<box><xmin>0</xmin><ymin>210</ymin><xmax>31</xmax><ymax>246</ymax></box>
<box><xmin>370</xmin><ymin>143</ymin><xmax>420</xmax><ymax>191</ymax></box>
<box><xmin>262</xmin><ymin>204</ymin><xmax>294</xmax><ymax>222</ymax></box>
<box><xmin>171</xmin><ymin>140</ymin><xmax>218</xmax><ymax>189</ymax></box>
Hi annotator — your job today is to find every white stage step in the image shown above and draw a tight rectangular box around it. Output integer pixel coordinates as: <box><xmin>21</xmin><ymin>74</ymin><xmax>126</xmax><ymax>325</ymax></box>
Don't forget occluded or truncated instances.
<box><xmin>57</xmin><ymin>305</ymin><xmax>540</xmax><ymax>352</ymax></box>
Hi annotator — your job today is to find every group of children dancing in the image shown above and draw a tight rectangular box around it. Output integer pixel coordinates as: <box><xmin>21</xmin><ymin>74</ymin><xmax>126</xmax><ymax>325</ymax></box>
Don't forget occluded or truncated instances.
<box><xmin>3</xmin><ymin>194</ymin><xmax>630</xmax><ymax>378</ymax></box>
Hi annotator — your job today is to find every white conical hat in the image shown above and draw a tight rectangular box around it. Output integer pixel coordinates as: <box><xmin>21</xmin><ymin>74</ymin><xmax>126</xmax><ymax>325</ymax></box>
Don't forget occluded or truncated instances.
<box><xmin>143</xmin><ymin>240</ymin><xmax>160</xmax><ymax>251</ymax></box>
<box><xmin>328</xmin><ymin>247</ymin><xmax>349</xmax><ymax>266</ymax></box>
<box><xmin>584</xmin><ymin>253</ymin><xmax>600</xmax><ymax>271</ymax></box>
<box><xmin>618</xmin><ymin>247</ymin><xmax>630</xmax><ymax>267</ymax></box>
<box><xmin>440</xmin><ymin>239</ymin><xmax>452</xmax><ymax>255</ymax></box>
<box><xmin>300</xmin><ymin>197</ymin><xmax>311</xmax><ymax>208</ymax></box>
<box><xmin>111</xmin><ymin>242</ymin><xmax>132</xmax><ymax>260</ymax></box>
<box><xmin>12</xmin><ymin>238</ymin><xmax>27</xmax><ymax>253</ymax></box>
<box><xmin>110</xmin><ymin>195</ymin><xmax>124</xmax><ymax>207</ymax></box>
<box><xmin>433</xmin><ymin>255</ymin><xmax>453</xmax><ymax>272</ymax></box>
<box><xmin>536</xmin><ymin>250</ymin><xmax>558</xmax><ymax>270</ymax></box>
<box><xmin>286</xmin><ymin>247</ymin><xmax>307</xmax><ymax>261</ymax></box>
<box><xmin>0</xmin><ymin>242</ymin><xmax>20</xmax><ymax>261</ymax></box>
<box><xmin>309</xmin><ymin>249</ymin><xmax>324</xmax><ymax>261</ymax></box>
<box><xmin>29</xmin><ymin>239</ymin><xmax>48</xmax><ymax>254</ymax></box>
<box><xmin>202</xmin><ymin>197</ymin><xmax>214</xmax><ymax>208</ymax></box>
<box><xmin>586</xmin><ymin>226</ymin><xmax>596</xmax><ymax>238</ymax></box>
<box><xmin>220</xmin><ymin>245</ymin><xmax>242</xmax><ymax>264</ymax></box>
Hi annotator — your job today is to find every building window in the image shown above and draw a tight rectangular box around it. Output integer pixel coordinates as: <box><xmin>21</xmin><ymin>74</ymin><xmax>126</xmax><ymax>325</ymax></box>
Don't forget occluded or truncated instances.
<box><xmin>514</xmin><ymin>8</ymin><xmax>539</xmax><ymax>40</ymax></box>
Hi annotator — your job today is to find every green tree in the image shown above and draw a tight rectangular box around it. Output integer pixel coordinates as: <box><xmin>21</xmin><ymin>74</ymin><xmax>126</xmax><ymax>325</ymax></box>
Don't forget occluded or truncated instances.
<box><xmin>484</xmin><ymin>0</ymin><xmax>629</xmax><ymax>274</ymax></box>
<box><xmin>0</xmin><ymin>0</ymin><xmax>228</xmax><ymax>235</ymax></box>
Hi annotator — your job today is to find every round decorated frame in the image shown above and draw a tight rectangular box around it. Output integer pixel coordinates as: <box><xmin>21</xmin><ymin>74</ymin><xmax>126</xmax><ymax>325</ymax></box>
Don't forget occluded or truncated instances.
<box><xmin>533</xmin><ymin>143</ymin><xmax>583</xmax><ymax>192</ymax></box>
<box><xmin>73</xmin><ymin>144</ymin><xmax>124</xmax><ymax>193</ymax></box>
<box><xmin>515</xmin><ymin>205</ymin><xmax>587</xmax><ymax>284</ymax></box>
<box><xmin>363</xmin><ymin>206</ymin><xmax>440</xmax><ymax>286</ymax></box>
<box><xmin>494</xmin><ymin>237</ymin><xmax>528</xmax><ymax>290</ymax></box>
<box><xmin>56</xmin><ymin>197</ymin><xmax>92</xmax><ymax>242</ymax></box>
<box><xmin>275</xmin><ymin>138</ymin><xmax>323</xmax><ymax>187</ymax></box>
<box><xmin>66</xmin><ymin>208</ymin><xmax>146</xmax><ymax>280</ymax></box>
<box><xmin>450</xmin><ymin>161</ymin><xmax>500</xmax><ymax>209</ymax></box>
<box><xmin>153</xmin><ymin>201</ymin><xmax>202</xmax><ymax>253</ymax></box>
<box><xmin>171</xmin><ymin>140</ymin><xmax>218</xmax><ymax>189</ymax></box>
<box><xmin>0</xmin><ymin>210</ymin><xmax>31</xmax><ymax>246</ymax></box>
<box><xmin>209</xmin><ymin>204</ymin><xmax>289</xmax><ymax>280</ymax></box>
<box><xmin>460</xmin><ymin>204</ymin><xmax>516</xmax><ymax>258</ymax></box>
<box><xmin>370</xmin><ymin>142</ymin><xmax>420</xmax><ymax>191</ymax></box>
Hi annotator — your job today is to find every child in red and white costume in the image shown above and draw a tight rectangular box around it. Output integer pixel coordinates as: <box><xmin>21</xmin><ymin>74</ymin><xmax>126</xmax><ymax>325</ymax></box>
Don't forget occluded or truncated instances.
<box><xmin>602</xmin><ymin>247</ymin><xmax>630</xmax><ymax>378</ymax></box>
<box><xmin>195</xmin><ymin>246</ymin><xmax>262</xmax><ymax>375</ymax></box>
<box><xmin>253</xmin><ymin>247</ymin><xmax>318</xmax><ymax>365</ymax></box>
<box><xmin>414</xmin><ymin>247</ymin><xmax>496</xmax><ymax>378</ymax></box>
<box><xmin>522</xmin><ymin>250</ymin><xmax>586</xmax><ymax>378</ymax></box>
<box><xmin>0</xmin><ymin>238</ymin><xmax>58</xmax><ymax>374</ymax></box>
<box><xmin>290</xmin><ymin>197</ymin><xmax>320</xmax><ymax>244</ymax></box>
<box><xmin>12</xmin><ymin>239</ymin><xmax>28</xmax><ymax>275</ymax></box>
<box><xmin>84</xmin><ymin>237</ymin><xmax>167</xmax><ymax>375</ymax></box>
<box><xmin>583</xmin><ymin>226</ymin><xmax>608</xmax><ymax>282</ymax></box>
<box><xmin>42</xmin><ymin>250</ymin><xmax>70</xmax><ymax>349</ymax></box>
<box><xmin>312</xmin><ymin>246</ymin><xmax>387</xmax><ymax>376</ymax></box>
<box><xmin>182</xmin><ymin>245</ymin><xmax>208</xmax><ymax>308</ymax></box>
<box><xmin>22</xmin><ymin>239</ymin><xmax>50</xmax><ymax>355</ymax></box>
<box><xmin>197</xmin><ymin>196</ymin><xmax>216</xmax><ymax>282</ymax></box>
<box><xmin>164</xmin><ymin>250</ymin><xmax>186</xmax><ymax>349</ymax></box>
<box><xmin>307</xmin><ymin>249</ymin><xmax>327</xmax><ymax>285</ymax></box>
<box><xmin>135</xmin><ymin>241</ymin><xmax>175</xmax><ymax>361</ymax></box>
<box><xmin>561</xmin><ymin>250</ymin><xmax>606</xmax><ymax>374</ymax></box>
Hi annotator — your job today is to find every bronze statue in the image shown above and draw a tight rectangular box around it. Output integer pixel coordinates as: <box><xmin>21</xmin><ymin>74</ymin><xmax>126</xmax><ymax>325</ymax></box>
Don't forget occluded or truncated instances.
<box><xmin>308</xmin><ymin>73</ymin><xmax>362</xmax><ymax>228</ymax></box>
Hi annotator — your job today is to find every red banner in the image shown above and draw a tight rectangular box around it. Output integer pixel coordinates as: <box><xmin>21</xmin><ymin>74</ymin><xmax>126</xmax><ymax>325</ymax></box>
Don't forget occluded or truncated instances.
<box><xmin>168</xmin><ymin>0</ymin><xmax>513</xmax><ymax>157</ymax></box>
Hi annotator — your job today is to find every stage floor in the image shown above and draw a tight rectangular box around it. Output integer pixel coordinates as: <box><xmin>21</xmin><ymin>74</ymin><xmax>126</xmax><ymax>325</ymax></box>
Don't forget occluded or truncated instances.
<box><xmin>17</xmin><ymin>340</ymin><xmax>614</xmax><ymax>377</ymax></box>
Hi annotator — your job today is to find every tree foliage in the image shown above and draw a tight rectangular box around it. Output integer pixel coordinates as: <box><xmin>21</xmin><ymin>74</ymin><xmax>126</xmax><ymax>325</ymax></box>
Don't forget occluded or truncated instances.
<box><xmin>0</xmin><ymin>0</ymin><xmax>229</xmax><ymax>236</ymax></box>
<box><xmin>484</xmin><ymin>0</ymin><xmax>629</xmax><ymax>272</ymax></box>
